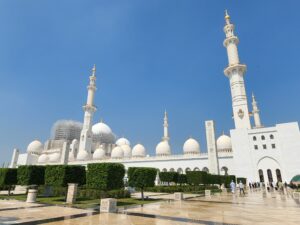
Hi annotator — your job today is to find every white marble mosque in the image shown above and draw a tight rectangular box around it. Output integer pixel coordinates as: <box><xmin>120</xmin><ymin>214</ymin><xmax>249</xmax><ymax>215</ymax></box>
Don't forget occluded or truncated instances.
<box><xmin>9</xmin><ymin>11</ymin><xmax>300</xmax><ymax>184</ymax></box>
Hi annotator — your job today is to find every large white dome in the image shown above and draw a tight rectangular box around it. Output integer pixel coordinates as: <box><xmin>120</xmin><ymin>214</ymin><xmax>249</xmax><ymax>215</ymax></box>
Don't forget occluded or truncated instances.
<box><xmin>132</xmin><ymin>144</ymin><xmax>146</xmax><ymax>158</ymax></box>
<box><xmin>111</xmin><ymin>146</ymin><xmax>124</xmax><ymax>159</ymax></box>
<box><xmin>156</xmin><ymin>141</ymin><xmax>171</xmax><ymax>156</ymax></box>
<box><xmin>27</xmin><ymin>140</ymin><xmax>43</xmax><ymax>155</ymax></box>
<box><xmin>77</xmin><ymin>150</ymin><xmax>89</xmax><ymax>161</ymax></box>
<box><xmin>121</xmin><ymin>144</ymin><xmax>131</xmax><ymax>158</ymax></box>
<box><xmin>217</xmin><ymin>134</ymin><xmax>232</xmax><ymax>151</ymax></box>
<box><xmin>116</xmin><ymin>138</ymin><xmax>131</xmax><ymax>146</ymax></box>
<box><xmin>183</xmin><ymin>138</ymin><xmax>200</xmax><ymax>154</ymax></box>
<box><xmin>49</xmin><ymin>153</ymin><xmax>61</xmax><ymax>162</ymax></box>
<box><xmin>92</xmin><ymin>122</ymin><xmax>115</xmax><ymax>143</ymax></box>
<box><xmin>93</xmin><ymin>147</ymin><xmax>106</xmax><ymax>160</ymax></box>
<box><xmin>38</xmin><ymin>154</ymin><xmax>48</xmax><ymax>163</ymax></box>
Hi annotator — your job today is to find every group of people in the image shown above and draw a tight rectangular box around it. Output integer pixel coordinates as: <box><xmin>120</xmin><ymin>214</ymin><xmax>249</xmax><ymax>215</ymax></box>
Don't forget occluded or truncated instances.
<box><xmin>230</xmin><ymin>180</ymin><xmax>245</xmax><ymax>196</ymax></box>
<box><xmin>229</xmin><ymin>180</ymin><xmax>289</xmax><ymax>196</ymax></box>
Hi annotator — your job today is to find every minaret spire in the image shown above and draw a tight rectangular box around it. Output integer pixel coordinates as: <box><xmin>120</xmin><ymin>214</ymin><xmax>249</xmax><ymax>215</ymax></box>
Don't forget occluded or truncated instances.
<box><xmin>77</xmin><ymin>65</ymin><xmax>98</xmax><ymax>160</ymax></box>
<box><xmin>162</xmin><ymin>110</ymin><xmax>169</xmax><ymax>141</ymax></box>
<box><xmin>223</xmin><ymin>11</ymin><xmax>251</xmax><ymax>129</ymax></box>
<box><xmin>252</xmin><ymin>93</ymin><xmax>262</xmax><ymax>128</ymax></box>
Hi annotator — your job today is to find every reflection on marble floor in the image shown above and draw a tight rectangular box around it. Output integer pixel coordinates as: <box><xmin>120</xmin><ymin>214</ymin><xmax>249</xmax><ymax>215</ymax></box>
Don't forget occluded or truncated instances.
<box><xmin>0</xmin><ymin>190</ymin><xmax>299</xmax><ymax>225</ymax></box>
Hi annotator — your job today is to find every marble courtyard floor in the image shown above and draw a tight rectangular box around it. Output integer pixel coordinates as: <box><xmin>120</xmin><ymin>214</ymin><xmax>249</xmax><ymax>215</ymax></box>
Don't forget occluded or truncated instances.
<box><xmin>0</xmin><ymin>190</ymin><xmax>299</xmax><ymax>224</ymax></box>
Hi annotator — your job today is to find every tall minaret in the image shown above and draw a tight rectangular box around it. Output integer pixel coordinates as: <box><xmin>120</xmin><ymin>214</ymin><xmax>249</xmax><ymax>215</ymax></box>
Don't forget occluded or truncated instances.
<box><xmin>252</xmin><ymin>93</ymin><xmax>262</xmax><ymax>128</ymax></box>
<box><xmin>78</xmin><ymin>65</ymin><xmax>97</xmax><ymax>158</ymax></box>
<box><xmin>223</xmin><ymin>10</ymin><xmax>251</xmax><ymax>129</ymax></box>
<box><xmin>162</xmin><ymin>110</ymin><xmax>169</xmax><ymax>141</ymax></box>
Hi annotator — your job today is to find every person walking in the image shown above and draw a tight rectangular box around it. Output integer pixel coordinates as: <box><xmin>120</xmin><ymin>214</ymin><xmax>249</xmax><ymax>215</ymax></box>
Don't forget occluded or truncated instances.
<box><xmin>239</xmin><ymin>181</ymin><xmax>245</xmax><ymax>196</ymax></box>
<box><xmin>230</xmin><ymin>180</ymin><xmax>236</xmax><ymax>194</ymax></box>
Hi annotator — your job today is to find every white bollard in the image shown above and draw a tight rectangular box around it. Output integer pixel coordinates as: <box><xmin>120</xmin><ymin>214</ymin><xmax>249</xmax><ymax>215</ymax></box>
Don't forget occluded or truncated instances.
<box><xmin>66</xmin><ymin>183</ymin><xmax>78</xmax><ymax>204</ymax></box>
<box><xmin>100</xmin><ymin>198</ymin><xmax>117</xmax><ymax>213</ymax></box>
<box><xmin>26</xmin><ymin>189</ymin><xmax>38</xmax><ymax>203</ymax></box>
<box><xmin>174</xmin><ymin>192</ymin><xmax>183</xmax><ymax>201</ymax></box>
<box><xmin>205</xmin><ymin>190</ymin><xmax>211</xmax><ymax>197</ymax></box>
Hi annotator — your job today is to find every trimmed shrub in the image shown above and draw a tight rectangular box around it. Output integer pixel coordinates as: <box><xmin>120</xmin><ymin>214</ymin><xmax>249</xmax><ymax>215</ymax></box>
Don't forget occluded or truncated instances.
<box><xmin>0</xmin><ymin>168</ymin><xmax>17</xmax><ymax>195</ymax></box>
<box><xmin>186</xmin><ymin>171</ymin><xmax>208</xmax><ymax>185</ymax></box>
<box><xmin>128</xmin><ymin>167</ymin><xmax>157</xmax><ymax>200</ymax></box>
<box><xmin>77</xmin><ymin>188</ymin><xmax>130</xmax><ymax>199</ymax></box>
<box><xmin>86</xmin><ymin>163</ymin><xmax>125</xmax><ymax>190</ymax></box>
<box><xmin>143</xmin><ymin>185</ymin><xmax>220</xmax><ymax>194</ymax></box>
<box><xmin>17</xmin><ymin>166</ymin><xmax>45</xmax><ymax>187</ymax></box>
<box><xmin>159</xmin><ymin>172</ymin><xmax>178</xmax><ymax>185</ymax></box>
<box><xmin>177</xmin><ymin>174</ymin><xmax>187</xmax><ymax>185</ymax></box>
<box><xmin>237</xmin><ymin>177</ymin><xmax>247</xmax><ymax>185</ymax></box>
<box><xmin>45</xmin><ymin>165</ymin><xmax>86</xmax><ymax>187</ymax></box>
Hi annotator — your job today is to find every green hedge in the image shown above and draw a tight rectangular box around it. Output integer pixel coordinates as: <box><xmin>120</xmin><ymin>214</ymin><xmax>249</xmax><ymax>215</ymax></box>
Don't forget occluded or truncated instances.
<box><xmin>17</xmin><ymin>166</ymin><xmax>45</xmax><ymax>186</ymax></box>
<box><xmin>177</xmin><ymin>174</ymin><xmax>187</xmax><ymax>185</ymax></box>
<box><xmin>38</xmin><ymin>185</ymin><xmax>130</xmax><ymax>199</ymax></box>
<box><xmin>45</xmin><ymin>165</ymin><xmax>86</xmax><ymax>187</ymax></box>
<box><xmin>0</xmin><ymin>168</ymin><xmax>17</xmax><ymax>187</ymax></box>
<box><xmin>237</xmin><ymin>177</ymin><xmax>247</xmax><ymax>185</ymax></box>
<box><xmin>0</xmin><ymin>168</ymin><xmax>17</xmax><ymax>194</ymax></box>
<box><xmin>159</xmin><ymin>172</ymin><xmax>178</xmax><ymax>184</ymax></box>
<box><xmin>143</xmin><ymin>185</ymin><xmax>220</xmax><ymax>194</ymax></box>
<box><xmin>185</xmin><ymin>171</ymin><xmax>235</xmax><ymax>188</ymax></box>
<box><xmin>186</xmin><ymin>171</ymin><xmax>208</xmax><ymax>185</ymax></box>
<box><xmin>86</xmin><ymin>163</ymin><xmax>125</xmax><ymax>190</ymax></box>
<box><xmin>77</xmin><ymin>188</ymin><xmax>130</xmax><ymax>199</ymax></box>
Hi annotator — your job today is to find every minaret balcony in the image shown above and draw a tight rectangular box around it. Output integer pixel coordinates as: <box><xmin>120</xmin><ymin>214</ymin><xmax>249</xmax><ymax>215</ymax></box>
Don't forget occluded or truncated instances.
<box><xmin>83</xmin><ymin>105</ymin><xmax>97</xmax><ymax>113</ymax></box>
<box><xmin>224</xmin><ymin>64</ymin><xmax>246</xmax><ymax>77</ymax></box>
<box><xmin>223</xmin><ymin>36</ymin><xmax>239</xmax><ymax>47</ymax></box>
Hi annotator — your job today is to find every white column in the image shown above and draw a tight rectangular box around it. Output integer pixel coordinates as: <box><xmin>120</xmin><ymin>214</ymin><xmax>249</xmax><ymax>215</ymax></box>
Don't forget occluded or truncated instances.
<box><xmin>60</xmin><ymin>142</ymin><xmax>69</xmax><ymax>164</ymax></box>
<box><xmin>205</xmin><ymin>120</ymin><xmax>219</xmax><ymax>174</ymax></box>
<box><xmin>162</xmin><ymin>110</ymin><xmax>169</xmax><ymax>141</ymax></box>
<box><xmin>223</xmin><ymin>11</ymin><xmax>251</xmax><ymax>129</ymax></box>
<box><xmin>78</xmin><ymin>65</ymin><xmax>97</xmax><ymax>159</ymax></box>
<box><xmin>252</xmin><ymin>93</ymin><xmax>262</xmax><ymax>128</ymax></box>
<box><xmin>10</xmin><ymin>148</ymin><xmax>19</xmax><ymax>168</ymax></box>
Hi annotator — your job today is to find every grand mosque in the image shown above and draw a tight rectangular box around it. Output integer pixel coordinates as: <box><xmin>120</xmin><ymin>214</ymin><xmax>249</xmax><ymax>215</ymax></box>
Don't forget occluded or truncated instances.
<box><xmin>9</xmin><ymin>12</ymin><xmax>300</xmax><ymax>184</ymax></box>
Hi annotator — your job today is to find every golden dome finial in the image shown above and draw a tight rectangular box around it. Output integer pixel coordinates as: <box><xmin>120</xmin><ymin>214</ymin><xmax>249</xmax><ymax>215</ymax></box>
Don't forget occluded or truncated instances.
<box><xmin>225</xmin><ymin>9</ymin><xmax>230</xmax><ymax>20</ymax></box>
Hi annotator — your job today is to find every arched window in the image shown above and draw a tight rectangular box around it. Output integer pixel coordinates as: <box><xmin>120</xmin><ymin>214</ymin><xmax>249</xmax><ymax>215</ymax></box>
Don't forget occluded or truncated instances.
<box><xmin>258</xmin><ymin>169</ymin><xmax>264</xmax><ymax>182</ymax></box>
<box><xmin>261</xmin><ymin>135</ymin><xmax>265</xmax><ymax>140</ymax></box>
<box><xmin>194</xmin><ymin>167</ymin><xmax>200</xmax><ymax>171</ymax></box>
<box><xmin>270</xmin><ymin>134</ymin><xmax>274</xmax><ymax>139</ymax></box>
<box><xmin>253</xmin><ymin>136</ymin><xmax>257</xmax><ymax>141</ymax></box>
<box><xmin>221</xmin><ymin>167</ymin><xmax>229</xmax><ymax>176</ymax></box>
<box><xmin>162</xmin><ymin>168</ymin><xmax>167</xmax><ymax>172</ymax></box>
<box><xmin>276</xmin><ymin>169</ymin><xmax>282</xmax><ymax>182</ymax></box>
<box><xmin>185</xmin><ymin>167</ymin><xmax>191</xmax><ymax>173</ymax></box>
<box><xmin>177</xmin><ymin>168</ymin><xmax>183</xmax><ymax>174</ymax></box>
<box><xmin>170</xmin><ymin>168</ymin><xmax>175</xmax><ymax>172</ymax></box>
<box><xmin>267</xmin><ymin>169</ymin><xmax>273</xmax><ymax>183</ymax></box>
<box><xmin>202</xmin><ymin>167</ymin><xmax>209</xmax><ymax>173</ymax></box>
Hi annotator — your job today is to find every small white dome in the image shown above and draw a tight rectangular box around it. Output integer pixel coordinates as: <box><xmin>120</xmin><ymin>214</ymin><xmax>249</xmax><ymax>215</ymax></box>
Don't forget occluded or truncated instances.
<box><xmin>92</xmin><ymin>122</ymin><xmax>115</xmax><ymax>143</ymax></box>
<box><xmin>111</xmin><ymin>146</ymin><xmax>124</xmax><ymax>159</ymax></box>
<box><xmin>217</xmin><ymin>134</ymin><xmax>232</xmax><ymax>151</ymax></box>
<box><xmin>116</xmin><ymin>138</ymin><xmax>131</xmax><ymax>146</ymax></box>
<box><xmin>132</xmin><ymin>144</ymin><xmax>146</xmax><ymax>158</ymax></box>
<box><xmin>183</xmin><ymin>138</ymin><xmax>200</xmax><ymax>154</ymax></box>
<box><xmin>121</xmin><ymin>144</ymin><xmax>131</xmax><ymax>158</ymax></box>
<box><xmin>156</xmin><ymin>141</ymin><xmax>171</xmax><ymax>156</ymax></box>
<box><xmin>72</xmin><ymin>139</ymin><xmax>79</xmax><ymax>145</ymax></box>
<box><xmin>49</xmin><ymin>153</ymin><xmax>61</xmax><ymax>162</ymax></box>
<box><xmin>38</xmin><ymin>154</ymin><xmax>48</xmax><ymax>163</ymax></box>
<box><xmin>27</xmin><ymin>140</ymin><xmax>43</xmax><ymax>155</ymax></box>
<box><xmin>93</xmin><ymin>147</ymin><xmax>106</xmax><ymax>160</ymax></box>
<box><xmin>77</xmin><ymin>150</ymin><xmax>89</xmax><ymax>161</ymax></box>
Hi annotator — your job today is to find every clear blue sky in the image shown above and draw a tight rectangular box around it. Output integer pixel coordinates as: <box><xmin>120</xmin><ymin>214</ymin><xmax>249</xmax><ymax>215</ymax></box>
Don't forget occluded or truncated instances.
<box><xmin>1</xmin><ymin>1</ymin><xmax>300</xmax><ymax>165</ymax></box>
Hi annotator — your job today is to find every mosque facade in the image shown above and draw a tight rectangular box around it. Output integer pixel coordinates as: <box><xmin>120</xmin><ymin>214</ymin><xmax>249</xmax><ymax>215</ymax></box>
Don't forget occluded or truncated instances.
<box><xmin>9</xmin><ymin>12</ymin><xmax>300</xmax><ymax>184</ymax></box>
